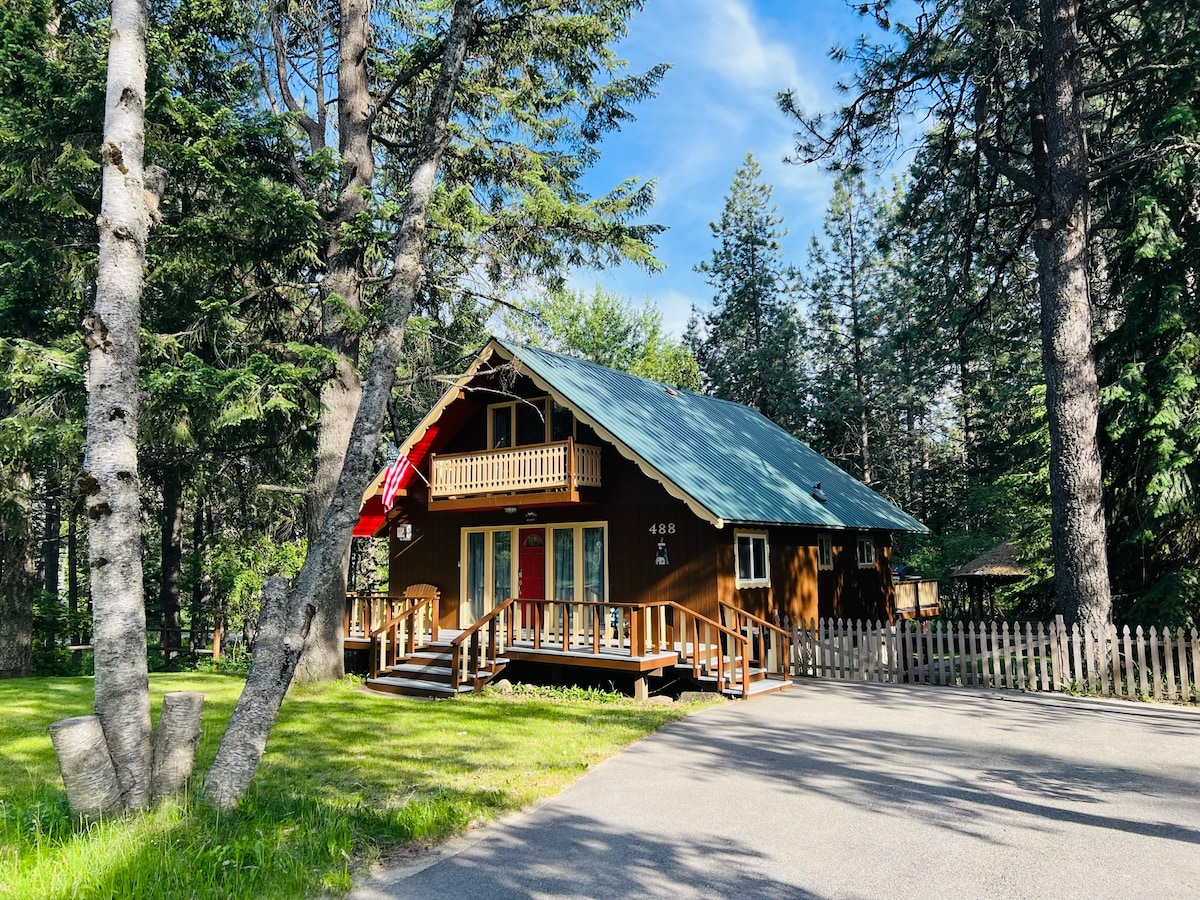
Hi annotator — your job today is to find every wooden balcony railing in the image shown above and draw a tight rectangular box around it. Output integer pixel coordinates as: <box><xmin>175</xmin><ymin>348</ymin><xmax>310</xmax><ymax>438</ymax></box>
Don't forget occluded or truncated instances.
<box><xmin>430</xmin><ymin>438</ymin><xmax>601</xmax><ymax>499</ymax></box>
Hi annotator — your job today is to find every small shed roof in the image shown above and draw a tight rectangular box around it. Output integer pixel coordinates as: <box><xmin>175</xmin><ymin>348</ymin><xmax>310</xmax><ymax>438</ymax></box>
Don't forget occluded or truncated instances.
<box><xmin>951</xmin><ymin>543</ymin><xmax>1029</xmax><ymax>579</ymax></box>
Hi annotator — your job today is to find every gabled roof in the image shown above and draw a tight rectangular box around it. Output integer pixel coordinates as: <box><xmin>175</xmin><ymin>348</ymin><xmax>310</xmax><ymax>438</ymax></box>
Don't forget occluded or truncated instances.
<box><xmin>490</xmin><ymin>339</ymin><xmax>927</xmax><ymax>533</ymax></box>
<box><xmin>372</xmin><ymin>337</ymin><xmax>928</xmax><ymax>533</ymax></box>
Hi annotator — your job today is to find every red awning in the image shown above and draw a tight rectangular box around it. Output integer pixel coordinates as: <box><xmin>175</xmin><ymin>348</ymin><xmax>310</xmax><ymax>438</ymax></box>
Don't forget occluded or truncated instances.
<box><xmin>352</xmin><ymin>400</ymin><xmax>468</xmax><ymax>536</ymax></box>
<box><xmin>353</xmin><ymin>494</ymin><xmax>388</xmax><ymax>537</ymax></box>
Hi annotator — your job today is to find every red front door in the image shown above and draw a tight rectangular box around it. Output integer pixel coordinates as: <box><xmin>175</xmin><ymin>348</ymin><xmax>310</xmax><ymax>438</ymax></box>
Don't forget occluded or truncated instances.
<box><xmin>518</xmin><ymin>528</ymin><xmax>546</xmax><ymax>599</ymax></box>
<box><xmin>518</xmin><ymin>528</ymin><xmax>545</xmax><ymax>628</ymax></box>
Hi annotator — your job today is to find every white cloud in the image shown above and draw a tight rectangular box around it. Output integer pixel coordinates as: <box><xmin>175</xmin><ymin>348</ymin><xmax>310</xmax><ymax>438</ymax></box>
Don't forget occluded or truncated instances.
<box><xmin>703</xmin><ymin>0</ymin><xmax>802</xmax><ymax>88</ymax></box>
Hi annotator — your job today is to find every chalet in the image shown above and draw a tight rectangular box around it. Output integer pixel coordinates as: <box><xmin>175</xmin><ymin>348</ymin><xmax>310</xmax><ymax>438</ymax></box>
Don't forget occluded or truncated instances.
<box><xmin>347</xmin><ymin>338</ymin><xmax>928</xmax><ymax>699</ymax></box>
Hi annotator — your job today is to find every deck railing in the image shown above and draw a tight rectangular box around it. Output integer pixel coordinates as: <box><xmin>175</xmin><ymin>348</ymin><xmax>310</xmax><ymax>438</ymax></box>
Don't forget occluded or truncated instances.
<box><xmin>451</xmin><ymin>598</ymin><xmax>515</xmax><ymax>691</ymax></box>
<box><xmin>718</xmin><ymin>601</ymin><xmax>794</xmax><ymax>682</ymax></box>
<box><xmin>505</xmin><ymin>599</ymin><xmax>776</xmax><ymax>696</ymax></box>
<box><xmin>430</xmin><ymin>438</ymin><xmax>601</xmax><ymax>498</ymax></box>
<box><xmin>345</xmin><ymin>591</ymin><xmax>440</xmax><ymax>677</ymax></box>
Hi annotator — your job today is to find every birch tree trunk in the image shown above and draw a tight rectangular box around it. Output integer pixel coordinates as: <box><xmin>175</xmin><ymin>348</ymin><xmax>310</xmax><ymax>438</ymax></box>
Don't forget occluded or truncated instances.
<box><xmin>1032</xmin><ymin>0</ymin><xmax>1112</xmax><ymax>627</ymax></box>
<box><xmin>78</xmin><ymin>0</ymin><xmax>153</xmax><ymax>809</ymax></box>
<box><xmin>296</xmin><ymin>0</ymin><xmax>374</xmax><ymax>683</ymax></box>
<box><xmin>202</xmin><ymin>0</ymin><xmax>481</xmax><ymax>809</ymax></box>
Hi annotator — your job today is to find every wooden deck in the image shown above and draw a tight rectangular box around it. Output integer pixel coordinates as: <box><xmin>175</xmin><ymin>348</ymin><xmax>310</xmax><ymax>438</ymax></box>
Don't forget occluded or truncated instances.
<box><xmin>344</xmin><ymin>593</ymin><xmax>793</xmax><ymax>699</ymax></box>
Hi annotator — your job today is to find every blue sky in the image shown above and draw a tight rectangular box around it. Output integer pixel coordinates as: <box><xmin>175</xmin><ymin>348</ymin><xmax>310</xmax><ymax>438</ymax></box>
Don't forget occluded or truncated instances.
<box><xmin>572</xmin><ymin>0</ymin><xmax>891</xmax><ymax>335</ymax></box>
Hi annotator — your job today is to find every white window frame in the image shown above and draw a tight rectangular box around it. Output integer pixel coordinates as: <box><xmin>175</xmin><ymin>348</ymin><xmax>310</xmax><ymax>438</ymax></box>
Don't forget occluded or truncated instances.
<box><xmin>734</xmin><ymin>530</ymin><xmax>770</xmax><ymax>588</ymax></box>
<box><xmin>817</xmin><ymin>533</ymin><xmax>833</xmax><ymax>571</ymax></box>
<box><xmin>856</xmin><ymin>535</ymin><xmax>876</xmax><ymax>568</ymax></box>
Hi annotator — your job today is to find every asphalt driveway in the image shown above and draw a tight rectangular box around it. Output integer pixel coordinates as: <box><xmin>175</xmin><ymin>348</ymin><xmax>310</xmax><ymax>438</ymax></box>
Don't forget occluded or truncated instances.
<box><xmin>351</xmin><ymin>682</ymin><xmax>1200</xmax><ymax>899</ymax></box>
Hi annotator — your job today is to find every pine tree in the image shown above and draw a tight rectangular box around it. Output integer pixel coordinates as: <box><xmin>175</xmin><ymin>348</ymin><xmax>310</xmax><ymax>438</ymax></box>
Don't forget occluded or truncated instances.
<box><xmin>803</xmin><ymin>172</ymin><xmax>891</xmax><ymax>485</ymax></box>
<box><xmin>690</xmin><ymin>153</ymin><xmax>805</xmax><ymax>430</ymax></box>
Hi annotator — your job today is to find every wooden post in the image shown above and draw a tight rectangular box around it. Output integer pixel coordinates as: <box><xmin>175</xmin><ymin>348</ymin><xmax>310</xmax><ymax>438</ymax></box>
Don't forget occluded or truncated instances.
<box><xmin>632</xmin><ymin>674</ymin><xmax>649</xmax><ymax>701</ymax></box>
<box><xmin>1164</xmin><ymin>626</ymin><xmax>1177</xmax><ymax>701</ymax></box>
<box><xmin>1051</xmin><ymin>615</ymin><xmax>1066</xmax><ymax>689</ymax></box>
<box><xmin>567</xmin><ymin>436</ymin><xmax>576</xmax><ymax>493</ymax></box>
<box><xmin>1135</xmin><ymin>625</ymin><xmax>1149</xmax><ymax>697</ymax></box>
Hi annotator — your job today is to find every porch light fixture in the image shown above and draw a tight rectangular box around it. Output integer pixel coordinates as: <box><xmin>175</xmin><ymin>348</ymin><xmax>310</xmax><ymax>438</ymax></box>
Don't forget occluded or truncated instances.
<box><xmin>503</xmin><ymin>506</ymin><xmax>518</xmax><ymax>515</ymax></box>
<box><xmin>655</xmin><ymin>540</ymin><xmax>669</xmax><ymax>566</ymax></box>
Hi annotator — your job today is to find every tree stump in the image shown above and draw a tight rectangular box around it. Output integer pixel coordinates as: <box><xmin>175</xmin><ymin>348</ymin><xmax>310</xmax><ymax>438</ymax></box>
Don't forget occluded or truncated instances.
<box><xmin>151</xmin><ymin>691</ymin><xmax>204</xmax><ymax>802</ymax></box>
<box><xmin>49</xmin><ymin>715</ymin><xmax>122</xmax><ymax>821</ymax></box>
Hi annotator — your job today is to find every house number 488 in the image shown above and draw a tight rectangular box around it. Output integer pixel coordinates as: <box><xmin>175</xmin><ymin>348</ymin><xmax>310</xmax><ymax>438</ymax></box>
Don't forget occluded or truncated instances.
<box><xmin>649</xmin><ymin>523</ymin><xmax>676</xmax><ymax>535</ymax></box>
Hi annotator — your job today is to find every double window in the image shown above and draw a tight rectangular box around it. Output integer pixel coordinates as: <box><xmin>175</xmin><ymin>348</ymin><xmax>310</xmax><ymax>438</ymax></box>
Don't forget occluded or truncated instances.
<box><xmin>735</xmin><ymin>531</ymin><xmax>770</xmax><ymax>588</ymax></box>
<box><xmin>487</xmin><ymin>397</ymin><xmax>575</xmax><ymax>449</ymax></box>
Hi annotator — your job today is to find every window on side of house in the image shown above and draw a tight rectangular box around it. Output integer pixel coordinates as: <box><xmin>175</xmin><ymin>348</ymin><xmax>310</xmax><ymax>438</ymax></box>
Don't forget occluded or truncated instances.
<box><xmin>817</xmin><ymin>533</ymin><xmax>833</xmax><ymax>570</ymax></box>
<box><xmin>735</xmin><ymin>531</ymin><xmax>770</xmax><ymax>587</ymax></box>
<box><xmin>856</xmin><ymin>536</ymin><xmax>876</xmax><ymax>568</ymax></box>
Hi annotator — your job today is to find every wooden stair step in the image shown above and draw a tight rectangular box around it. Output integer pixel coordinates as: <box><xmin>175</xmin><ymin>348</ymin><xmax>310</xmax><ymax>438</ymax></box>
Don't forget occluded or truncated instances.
<box><xmin>385</xmin><ymin>662</ymin><xmax>453</xmax><ymax>680</ymax></box>
<box><xmin>366</xmin><ymin>676</ymin><xmax>475</xmax><ymax>698</ymax></box>
<box><xmin>722</xmin><ymin>678</ymin><xmax>793</xmax><ymax>699</ymax></box>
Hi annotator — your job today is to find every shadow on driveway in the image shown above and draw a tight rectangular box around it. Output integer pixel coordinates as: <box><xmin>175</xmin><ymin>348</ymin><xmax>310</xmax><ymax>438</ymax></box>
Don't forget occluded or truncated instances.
<box><xmin>354</xmin><ymin>682</ymin><xmax>1200</xmax><ymax>900</ymax></box>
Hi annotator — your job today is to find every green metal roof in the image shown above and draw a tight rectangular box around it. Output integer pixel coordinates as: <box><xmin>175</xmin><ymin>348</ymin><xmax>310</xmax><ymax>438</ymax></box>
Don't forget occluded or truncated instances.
<box><xmin>494</xmin><ymin>339</ymin><xmax>928</xmax><ymax>533</ymax></box>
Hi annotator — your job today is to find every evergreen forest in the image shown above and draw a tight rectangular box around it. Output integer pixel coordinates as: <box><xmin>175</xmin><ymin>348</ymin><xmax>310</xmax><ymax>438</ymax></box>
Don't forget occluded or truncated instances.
<box><xmin>1</xmin><ymin>0</ymin><xmax>1197</xmax><ymax>689</ymax></box>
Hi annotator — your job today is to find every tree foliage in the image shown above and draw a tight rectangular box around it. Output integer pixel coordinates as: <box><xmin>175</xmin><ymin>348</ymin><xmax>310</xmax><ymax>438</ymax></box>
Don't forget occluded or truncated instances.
<box><xmin>687</xmin><ymin>153</ymin><xmax>805</xmax><ymax>431</ymax></box>
<box><xmin>506</xmin><ymin>286</ymin><xmax>700</xmax><ymax>389</ymax></box>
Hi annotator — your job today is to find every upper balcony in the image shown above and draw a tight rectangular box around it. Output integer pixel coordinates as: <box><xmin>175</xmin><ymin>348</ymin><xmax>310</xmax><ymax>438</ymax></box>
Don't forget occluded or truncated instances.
<box><xmin>428</xmin><ymin>438</ymin><xmax>601</xmax><ymax>510</ymax></box>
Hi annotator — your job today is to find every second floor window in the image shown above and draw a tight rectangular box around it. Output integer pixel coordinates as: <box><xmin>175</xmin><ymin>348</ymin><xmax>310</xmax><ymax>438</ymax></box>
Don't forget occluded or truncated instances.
<box><xmin>489</xmin><ymin>397</ymin><xmax>575</xmax><ymax>448</ymax></box>
<box><xmin>489</xmin><ymin>398</ymin><xmax>550</xmax><ymax>448</ymax></box>
<box><xmin>817</xmin><ymin>534</ymin><xmax>833</xmax><ymax>570</ymax></box>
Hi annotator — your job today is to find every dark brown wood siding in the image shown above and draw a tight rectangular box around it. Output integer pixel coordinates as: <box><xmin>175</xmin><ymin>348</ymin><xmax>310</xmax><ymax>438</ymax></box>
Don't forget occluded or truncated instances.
<box><xmin>814</xmin><ymin>531</ymin><xmax>894</xmax><ymax>622</ymax></box>
<box><xmin>385</xmin><ymin>383</ymin><xmax>898</xmax><ymax>627</ymax></box>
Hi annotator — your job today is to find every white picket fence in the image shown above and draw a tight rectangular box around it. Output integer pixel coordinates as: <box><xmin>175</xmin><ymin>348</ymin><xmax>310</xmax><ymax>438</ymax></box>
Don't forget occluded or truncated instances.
<box><xmin>789</xmin><ymin>617</ymin><xmax>1199</xmax><ymax>703</ymax></box>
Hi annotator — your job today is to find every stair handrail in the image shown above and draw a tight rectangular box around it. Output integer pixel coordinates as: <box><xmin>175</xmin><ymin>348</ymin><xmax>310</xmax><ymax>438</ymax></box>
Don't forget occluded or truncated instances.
<box><xmin>367</xmin><ymin>594</ymin><xmax>439</xmax><ymax>678</ymax></box>
<box><xmin>654</xmin><ymin>601</ymin><xmax>751</xmax><ymax>695</ymax></box>
<box><xmin>450</xmin><ymin>597</ymin><xmax>516</xmax><ymax>691</ymax></box>
<box><xmin>717</xmin><ymin>600</ymin><xmax>794</xmax><ymax>678</ymax></box>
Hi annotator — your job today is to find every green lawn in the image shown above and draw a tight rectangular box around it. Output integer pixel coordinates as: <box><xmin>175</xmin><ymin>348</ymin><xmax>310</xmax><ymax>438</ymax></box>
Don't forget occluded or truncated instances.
<box><xmin>0</xmin><ymin>674</ymin><xmax>701</xmax><ymax>899</ymax></box>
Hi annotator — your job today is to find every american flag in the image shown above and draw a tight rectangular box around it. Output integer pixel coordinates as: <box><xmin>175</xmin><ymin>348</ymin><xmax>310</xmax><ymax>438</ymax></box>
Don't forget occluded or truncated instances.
<box><xmin>381</xmin><ymin>453</ymin><xmax>412</xmax><ymax>509</ymax></box>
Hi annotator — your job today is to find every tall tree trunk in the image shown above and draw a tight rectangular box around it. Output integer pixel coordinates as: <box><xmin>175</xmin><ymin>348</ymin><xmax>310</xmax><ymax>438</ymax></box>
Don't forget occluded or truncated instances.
<box><xmin>79</xmin><ymin>0</ymin><xmax>153</xmax><ymax>809</ymax></box>
<box><xmin>203</xmin><ymin>0</ymin><xmax>480</xmax><ymax>808</ymax></box>
<box><xmin>295</xmin><ymin>0</ymin><xmax>374</xmax><ymax>684</ymax></box>
<box><xmin>0</xmin><ymin>464</ymin><xmax>37</xmax><ymax>678</ymax></box>
<box><xmin>43</xmin><ymin>474</ymin><xmax>62</xmax><ymax>600</ymax></box>
<box><xmin>189</xmin><ymin>495</ymin><xmax>212</xmax><ymax>654</ymax></box>
<box><xmin>159</xmin><ymin>466</ymin><xmax>184</xmax><ymax>665</ymax></box>
<box><xmin>68</xmin><ymin>496</ymin><xmax>82</xmax><ymax>666</ymax></box>
<box><xmin>1032</xmin><ymin>0</ymin><xmax>1112</xmax><ymax>627</ymax></box>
